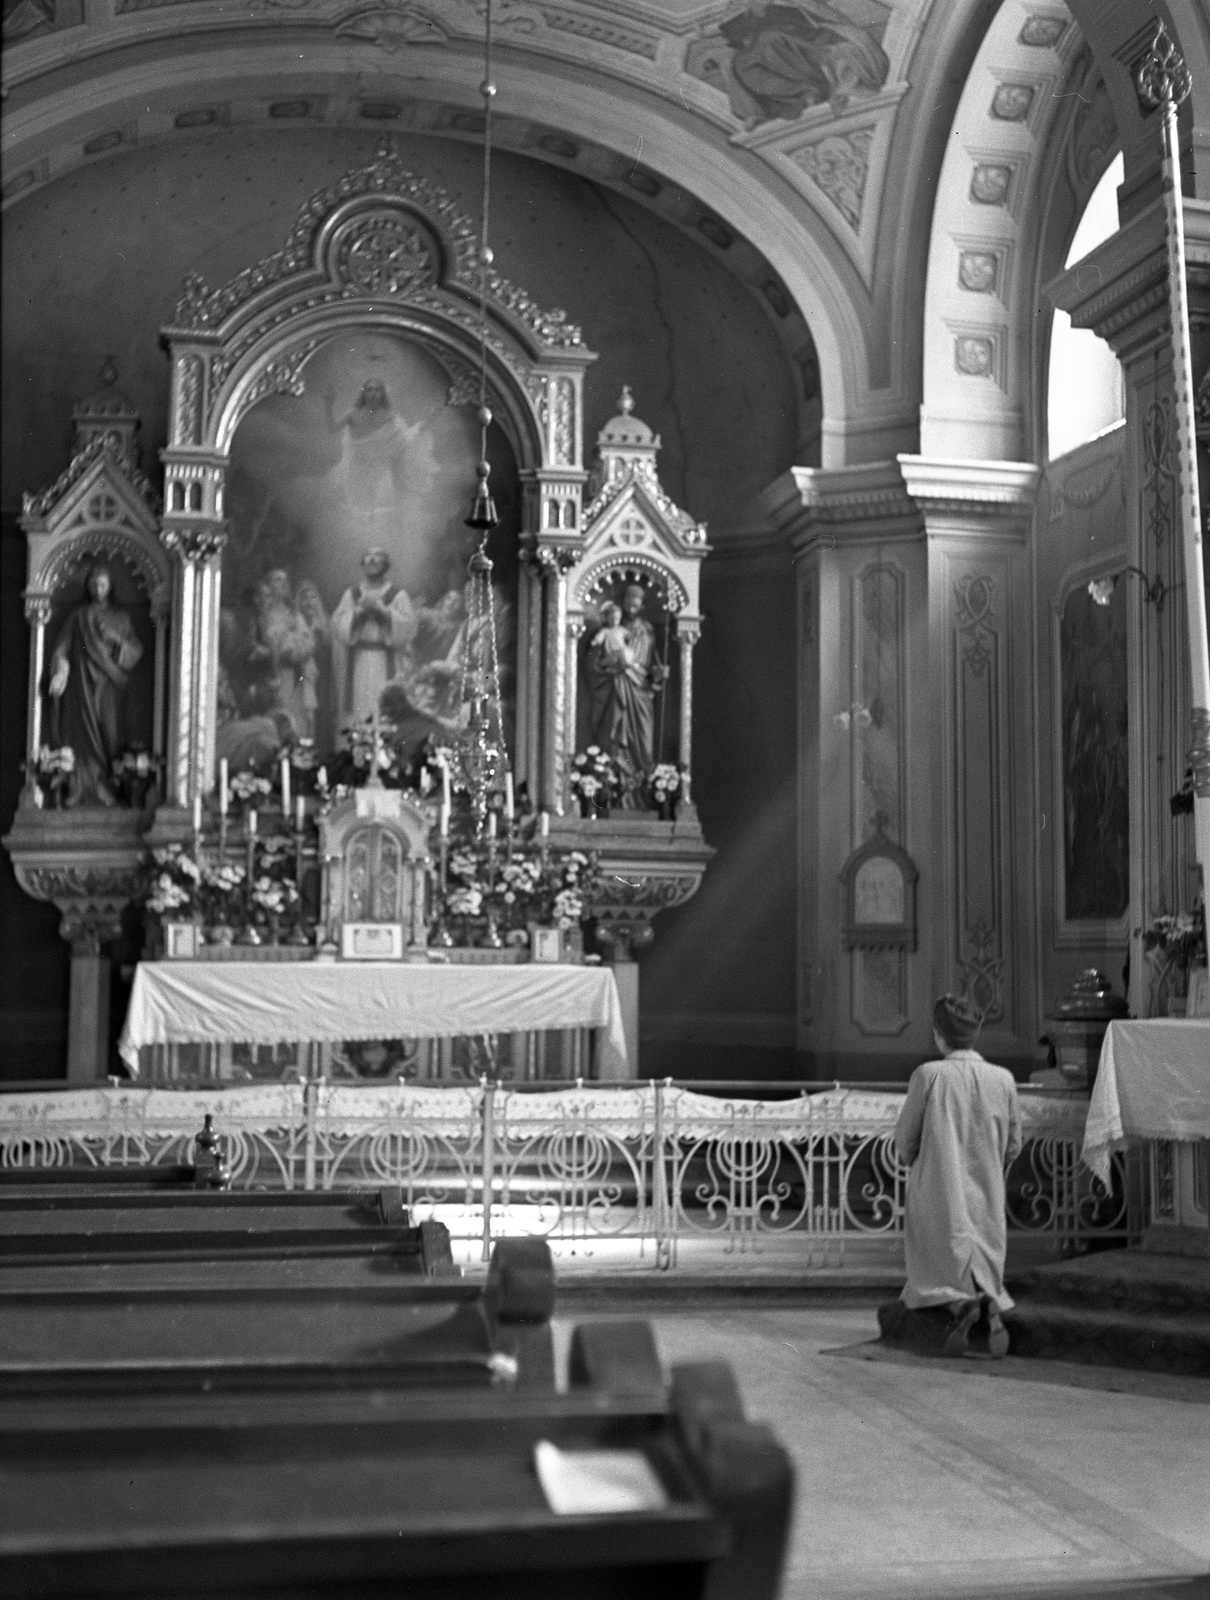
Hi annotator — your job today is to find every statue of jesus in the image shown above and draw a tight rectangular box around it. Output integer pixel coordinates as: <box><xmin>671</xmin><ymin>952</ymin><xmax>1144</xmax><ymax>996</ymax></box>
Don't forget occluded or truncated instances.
<box><xmin>47</xmin><ymin>565</ymin><xmax>143</xmax><ymax>805</ymax></box>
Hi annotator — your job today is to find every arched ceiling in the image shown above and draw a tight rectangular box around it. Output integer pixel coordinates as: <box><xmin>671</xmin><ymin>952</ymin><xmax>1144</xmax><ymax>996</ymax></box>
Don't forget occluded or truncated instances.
<box><xmin>1</xmin><ymin>0</ymin><xmax>994</xmax><ymax>467</ymax></box>
<box><xmin>7</xmin><ymin>0</ymin><xmax>1204</xmax><ymax>465</ymax></box>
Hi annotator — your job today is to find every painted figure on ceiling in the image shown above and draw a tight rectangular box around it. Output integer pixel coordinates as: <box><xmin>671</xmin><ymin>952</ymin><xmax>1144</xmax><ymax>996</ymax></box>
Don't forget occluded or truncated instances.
<box><xmin>686</xmin><ymin>0</ymin><xmax>890</xmax><ymax>129</ymax></box>
<box><xmin>47</xmin><ymin>564</ymin><xmax>143</xmax><ymax>805</ymax></box>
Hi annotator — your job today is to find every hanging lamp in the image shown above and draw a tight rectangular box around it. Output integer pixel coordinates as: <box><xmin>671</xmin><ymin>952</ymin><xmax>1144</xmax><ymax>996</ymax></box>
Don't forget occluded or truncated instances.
<box><xmin>451</xmin><ymin>0</ymin><xmax>510</xmax><ymax>835</ymax></box>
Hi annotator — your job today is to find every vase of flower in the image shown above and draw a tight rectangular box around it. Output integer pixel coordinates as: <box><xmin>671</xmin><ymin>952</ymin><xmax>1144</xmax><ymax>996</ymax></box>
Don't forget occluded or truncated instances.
<box><xmin>208</xmin><ymin>924</ymin><xmax>235</xmax><ymax>948</ymax></box>
<box><xmin>649</xmin><ymin>763</ymin><xmax>681</xmax><ymax>821</ymax></box>
<box><xmin>570</xmin><ymin>747</ymin><xmax>617</xmax><ymax>819</ymax></box>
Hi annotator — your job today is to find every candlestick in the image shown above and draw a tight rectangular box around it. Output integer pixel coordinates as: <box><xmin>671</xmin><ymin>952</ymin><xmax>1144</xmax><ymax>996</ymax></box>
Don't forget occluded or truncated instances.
<box><xmin>504</xmin><ymin>770</ymin><xmax>514</xmax><ymax>821</ymax></box>
<box><xmin>439</xmin><ymin>802</ymin><xmax>450</xmax><ymax>838</ymax></box>
<box><xmin>539</xmin><ymin>810</ymin><xmax>549</xmax><ymax>838</ymax></box>
<box><xmin>219</xmin><ymin>814</ymin><xmax>227</xmax><ymax>865</ymax></box>
<box><xmin>247</xmin><ymin>807</ymin><xmax>257</xmax><ymax>837</ymax></box>
<box><xmin>280</xmin><ymin>756</ymin><xmax>291</xmax><ymax>818</ymax></box>
<box><xmin>295</xmin><ymin>794</ymin><xmax>305</xmax><ymax>833</ymax></box>
<box><xmin>487</xmin><ymin>810</ymin><xmax>497</xmax><ymax>839</ymax></box>
<box><xmin>191</xmin><ymin>793</ymin><xmax>202</xmax><ymax>839</ymax></box>
<box><xmin>246</xmin><ymin>828</ymin><xmax>256</xmax><ymax>890</ymax></box>
<box><xmin>219</xmin><ymin>758</ymin><xmax>229</xmax><ymax>817</ymax></box>
<box><xmin>441</xmin><ymin>754</ymin><xmax>452</xmax><ymax>813</ymax></box>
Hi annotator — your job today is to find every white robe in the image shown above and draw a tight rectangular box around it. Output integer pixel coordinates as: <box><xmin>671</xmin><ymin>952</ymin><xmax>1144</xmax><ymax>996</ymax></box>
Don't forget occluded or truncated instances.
<box><xmin>895</xmin><ymin>1050</ymin><xmax>1023</xmax><ymax>1312</ymax></box>
<box><xmin>330</xmin><ymin>580</ymin><xmax>417</xmax><ymax>728</ymax></box>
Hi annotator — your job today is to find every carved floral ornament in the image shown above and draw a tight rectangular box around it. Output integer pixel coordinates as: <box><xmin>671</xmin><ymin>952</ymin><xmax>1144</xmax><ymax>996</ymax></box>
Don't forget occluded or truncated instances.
<box><xmin>575</xmin><ymin>555</ymin><xmax>690</xmax><ymax>613</ymax></box>
<box><xmin>169</xmin><ymin>146</ymin><xmax>583</xmax><ymax>354</ymax></box>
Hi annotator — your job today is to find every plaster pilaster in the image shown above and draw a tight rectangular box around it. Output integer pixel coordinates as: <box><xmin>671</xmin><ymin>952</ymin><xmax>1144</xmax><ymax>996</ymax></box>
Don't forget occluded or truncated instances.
<box><xmin>1049</xmin><ymin>197</ymin><xmax>1210</xmax><ymax>1015</ymax></box>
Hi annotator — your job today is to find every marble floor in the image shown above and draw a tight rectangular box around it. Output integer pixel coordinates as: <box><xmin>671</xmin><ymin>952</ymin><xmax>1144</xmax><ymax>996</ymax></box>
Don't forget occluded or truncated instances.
<box><xmin>551</xmin><ymin>1303</ymin><xmax>1210</xmax><ymax>1600</ymax></box>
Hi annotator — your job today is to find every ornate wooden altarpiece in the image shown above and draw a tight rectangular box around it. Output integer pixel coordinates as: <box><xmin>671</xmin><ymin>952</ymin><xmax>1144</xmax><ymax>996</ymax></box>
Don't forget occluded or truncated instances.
<box><xmin>3</xmin><ymin>145</ymin><xmax>713</xmax><ymax>1081</ymax></box>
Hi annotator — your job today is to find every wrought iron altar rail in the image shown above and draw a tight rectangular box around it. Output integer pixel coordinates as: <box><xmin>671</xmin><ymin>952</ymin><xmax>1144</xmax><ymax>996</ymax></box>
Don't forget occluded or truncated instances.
<box><xmin>0</xmin><ymin>1081</ymin><xmax>1134</xmax><ymax>1268</ymax></box>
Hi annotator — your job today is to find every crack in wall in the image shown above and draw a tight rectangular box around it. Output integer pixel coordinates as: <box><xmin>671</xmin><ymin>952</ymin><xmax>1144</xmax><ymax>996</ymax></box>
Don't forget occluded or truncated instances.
<box><xmin>590</xmin><ymin>185</ymin><xmax>691</xmax><ymax>510</ymax></box>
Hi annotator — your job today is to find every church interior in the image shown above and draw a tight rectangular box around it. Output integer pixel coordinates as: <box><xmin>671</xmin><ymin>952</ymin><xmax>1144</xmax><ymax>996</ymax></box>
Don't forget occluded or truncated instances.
<box><xmin>2</xmin><ymin>0</ymin><xmax>1210</xmax><ymax>1596</ymax></box>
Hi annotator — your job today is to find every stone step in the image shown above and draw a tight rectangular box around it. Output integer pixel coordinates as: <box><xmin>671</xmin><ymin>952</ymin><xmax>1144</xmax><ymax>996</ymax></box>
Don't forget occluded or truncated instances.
<box><xmin>1003</xmin><ymin>1301</ymin><xmax>1210</xmax><ymax>1377</ymax></box>
<box><xmin>1009</xmin><ymin>1247</ymin><xmax>1210</xmax><ymax>1317</ymax></box>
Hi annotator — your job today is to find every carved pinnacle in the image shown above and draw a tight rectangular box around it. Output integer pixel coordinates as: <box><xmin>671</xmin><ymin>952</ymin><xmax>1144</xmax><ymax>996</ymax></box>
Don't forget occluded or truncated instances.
<box><xmin>1137</xmin><ymin>22</ymin><xmax>1192</xmax><ymax>111</ymax></box>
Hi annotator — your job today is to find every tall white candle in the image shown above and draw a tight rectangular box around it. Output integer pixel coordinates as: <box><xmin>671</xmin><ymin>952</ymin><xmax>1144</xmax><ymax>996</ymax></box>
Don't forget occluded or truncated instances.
<box><xmin>487</xmin><ymin>810</ymin><xmax>497</xmax><ymax>839</ymax></box>
<box><xmin>439</xmin><ymin>803</ymin><xmax>450</xmax><ymax>838</ymax></box>
<box><xmin>219</xmin><ymin>758</ymin><xmax>229</xmax><ymax>817</ymax></box>
<box><xmin>247</xmin><ymin>808</ymin><xmax>258</xmax><ymax>837</ymax></box>
<box><xmin>441</xmin><ymin>756</ymin><xmax>452</xmax><ymax>812</ymax></box>
<box><xmin>295</xmin><ymin>794</ymin><xmax>305</xmax><ymax>832</ymax></box>
<box><xmin>191</xmin><ymin>794</ymin><xmax>202</xmax><ymax>836</ymax></box>
<box><xmin>280</xmin><ymin>756</ymin><xmax>291</xmax><ymax>818</ymax></box>
<box><xmin>504</xmin><ymin>770</ymin><xmax>514</xmax><ymax>821</ymax></box>
<box><xmin>317</xmin><ymin>765</ymin><xmax>327</xmax><ymax>793</ymax></box>
<box><xmin>539</xmin><ymin>810</ymin><xmax>549</xmax><ymax>838</ymax></box>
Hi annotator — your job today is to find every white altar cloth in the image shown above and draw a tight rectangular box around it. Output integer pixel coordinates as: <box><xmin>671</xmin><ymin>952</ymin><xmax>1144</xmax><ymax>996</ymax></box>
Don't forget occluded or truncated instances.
<box><xmin>1082</xmin><ymin>1019</ymin><xmax>1210</xmax><ymax>1184</ymax></box>
<box><xmin>119</xmin><ymin>962</ymin><xmax>630</xmax><ymax>1082</ymax></box>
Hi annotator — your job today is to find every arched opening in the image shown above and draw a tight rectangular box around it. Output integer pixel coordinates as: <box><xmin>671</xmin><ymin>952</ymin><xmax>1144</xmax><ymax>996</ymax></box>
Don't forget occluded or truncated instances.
<box><xmin>1046</xmin><ymin>154</ymin><xmax>1125</xmax><ymax>462</ymax></box>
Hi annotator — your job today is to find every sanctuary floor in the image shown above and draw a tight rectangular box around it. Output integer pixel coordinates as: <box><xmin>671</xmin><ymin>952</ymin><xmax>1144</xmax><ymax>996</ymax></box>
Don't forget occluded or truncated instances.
<box><xmin>550</xmin><ymin>1302</ymin><xmax>1210</xmax><ymax>1600</ymax></box>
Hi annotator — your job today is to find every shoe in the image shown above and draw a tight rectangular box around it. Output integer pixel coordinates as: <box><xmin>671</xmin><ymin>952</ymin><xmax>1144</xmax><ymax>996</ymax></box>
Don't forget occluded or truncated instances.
<box><xmin>877</xmin><ymin>1299</ymin><xmax>908</xmax><ymax>1342</ymax></box>
<box><xmin>942</xmin><ymin>1298</ymin><xmax>981</xmax><ymax>1358</ymax></box>
<box><xmin>983</xmin><ymin>1295</ymin><xmax>1009</xmax><ymax>1358</ymax></box>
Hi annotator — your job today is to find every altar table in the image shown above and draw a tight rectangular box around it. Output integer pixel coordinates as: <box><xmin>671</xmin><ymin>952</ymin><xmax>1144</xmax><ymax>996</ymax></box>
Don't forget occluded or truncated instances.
<box><xmin>119</xmin><ymin>962</ymin><xmax>630</xmax><ymax>1082</ymax></box>
<box><xmin>1082</xmin><ymin>1019</ymin><xmax>1210</xmax><ymax>1185</ymax></box>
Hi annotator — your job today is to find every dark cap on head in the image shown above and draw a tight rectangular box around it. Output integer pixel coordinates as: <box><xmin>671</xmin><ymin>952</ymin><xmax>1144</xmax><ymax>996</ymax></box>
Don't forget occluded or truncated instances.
<box><xmin>933</xmin><ymin>994</ymin><xmax>983</xmax><ymax>1050</ymax></box>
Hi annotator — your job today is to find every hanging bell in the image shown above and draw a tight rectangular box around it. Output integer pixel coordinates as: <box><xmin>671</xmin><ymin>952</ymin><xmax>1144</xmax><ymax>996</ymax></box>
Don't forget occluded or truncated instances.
<box><xmin>465</xmin><ymin>459</ymin><xmax>498</xmax><ymax>531</ymax></box>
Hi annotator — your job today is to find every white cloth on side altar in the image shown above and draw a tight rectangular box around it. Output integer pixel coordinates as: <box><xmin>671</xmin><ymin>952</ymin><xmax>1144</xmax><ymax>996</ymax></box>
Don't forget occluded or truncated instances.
<box><xmin>119</xmin><ymin>962</ymin><xmax>630</xmax><ymax>1081</ymax></box>
<box><xmin>1082</xmin><ymin>1019</ymin><xmax>1210</xmax><ymax>1187</ymax></box>
<box><xmin>894</xmin><ymin>1050</ymin><xmax>1023</xmax><ymax>1313</ymax></box>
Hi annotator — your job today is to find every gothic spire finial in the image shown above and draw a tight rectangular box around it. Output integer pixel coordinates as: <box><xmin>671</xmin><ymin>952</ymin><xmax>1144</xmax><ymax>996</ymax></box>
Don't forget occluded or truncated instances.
<box><xmin>1137</xmin><ymin>20</ymin><xmax>1192</xmax><ymax>112</ymax></box>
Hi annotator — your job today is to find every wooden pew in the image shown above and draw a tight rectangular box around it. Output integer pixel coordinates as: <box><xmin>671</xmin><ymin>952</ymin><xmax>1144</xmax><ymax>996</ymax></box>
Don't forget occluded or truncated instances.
<box><xmin>0</xmin><ymin>1162</ymin><xmax>794</xmax><ymax>1597</ymax></box>
<box><xmin>0</xmin><ymin>1195</ymin><xmax>554</xmax><ymax>1394</ymax></box>
<box><xmin>0</xmin><ymin>1328</ymin><xmax>793</xmax><ymax>1600</ymax></box>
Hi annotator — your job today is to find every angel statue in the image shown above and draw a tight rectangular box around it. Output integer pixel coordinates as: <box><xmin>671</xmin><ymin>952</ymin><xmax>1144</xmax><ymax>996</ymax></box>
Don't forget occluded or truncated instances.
<box><xmin>47</xmin><ymin>564</ymin><xmax>143</xmax><ymax>805</ymax></box>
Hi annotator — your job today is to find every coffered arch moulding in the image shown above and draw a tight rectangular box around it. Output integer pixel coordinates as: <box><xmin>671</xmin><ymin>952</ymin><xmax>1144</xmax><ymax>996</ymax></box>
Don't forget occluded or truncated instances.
<box><xmin>3</xmin><ymin>43</ymin><xmax>885</xmax><ymax>466</ymax></box>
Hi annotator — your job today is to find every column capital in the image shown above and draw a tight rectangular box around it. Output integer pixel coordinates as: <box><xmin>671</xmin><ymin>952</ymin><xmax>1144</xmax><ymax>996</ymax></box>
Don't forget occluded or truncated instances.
<box><xmin>762</xmin><ymin>460</ymin><xmax>921</xmax><ymax>559</ymax></box>
<box><xmin>896</xmin><ymin>456</ymin><xmax>1040</xmax><ymax>530</ymax></box>
<box><xmin>1046</xmin><ymin>195</ymin><xmax>1210</xmax><ymax>364</ymax></box>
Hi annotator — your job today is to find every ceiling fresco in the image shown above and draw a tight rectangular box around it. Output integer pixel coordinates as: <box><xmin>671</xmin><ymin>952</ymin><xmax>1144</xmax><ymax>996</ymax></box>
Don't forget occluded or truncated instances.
<box><xmin>2</xmin><ymin>0</ymin><xmax>924</xmax><ymax>285</ymax></box>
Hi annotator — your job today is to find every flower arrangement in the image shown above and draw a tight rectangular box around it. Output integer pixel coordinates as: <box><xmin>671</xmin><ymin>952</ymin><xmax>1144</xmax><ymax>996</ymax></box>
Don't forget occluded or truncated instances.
<box><xmin>111</xmin><ymin>746</ymin><xmax>161</xmax><ymax>808</ymax></box>
<box><xmin>29</xmin><ymin>744</ymin><xmax>75</xmax><ymax>806</ymax></box>
<box><xmin>570</xmin><ymin>747</ymin><xmax>617</xmax><ymax>813</ymax></box>
<box><xmin>197</xmin><ymin>860</ymin><xmax>246</xmax><ymax>927</ymax></box>
<box><xmin>1144</xmin><ymin>902</ymin><xmax>1206</xmax><ymax>969</ymax></box>
<box><xmin>230</xmin><ymin>771</ymin><xmax>272</xmax><ymax>810</ymax></box>
<box><xmin>1144</xmin><ymin>898</ymin><xmax>1207</xmax><ymax>1011</ymax></box>
<box><xmin>649</xmin><ymin>763</ymin><xmax>681</xmax><ymax>815</ymax></box>
<box><xmin>434</xmin><ymin>823</ymin><xmax>598</xmax><ymax>945</ymax></box>
<box><xmin>145</xmin><ymin>844</ymin><xmax>201</xmax><ymax>918</ymax></box>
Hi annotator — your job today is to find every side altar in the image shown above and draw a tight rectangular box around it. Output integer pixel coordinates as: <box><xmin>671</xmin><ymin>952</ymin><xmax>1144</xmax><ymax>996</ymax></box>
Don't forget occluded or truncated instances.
<box><xmin>2</xmin><ymin>145</ymin><xmax>713</xmax><ymax>1083</ymax></box>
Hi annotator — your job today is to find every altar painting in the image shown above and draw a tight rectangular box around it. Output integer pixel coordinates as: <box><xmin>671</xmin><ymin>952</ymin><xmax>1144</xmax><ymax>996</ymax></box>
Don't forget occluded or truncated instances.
<box><xmin>221</xmin><ymin>334</ymin><xmax>518</xmax><ymax>771</ymax></box>
<box><xmin>1060</xmin><ymin>581</ymin><xmax>1128</xmax><ymax>921</ymax></box>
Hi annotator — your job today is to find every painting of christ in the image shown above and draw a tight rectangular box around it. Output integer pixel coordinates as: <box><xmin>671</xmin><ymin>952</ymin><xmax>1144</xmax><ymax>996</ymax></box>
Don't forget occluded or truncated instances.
<box><xmin>220</xmin><ymin>334</ymin><xmax>518</xmax><ymax>767</ymax></box>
